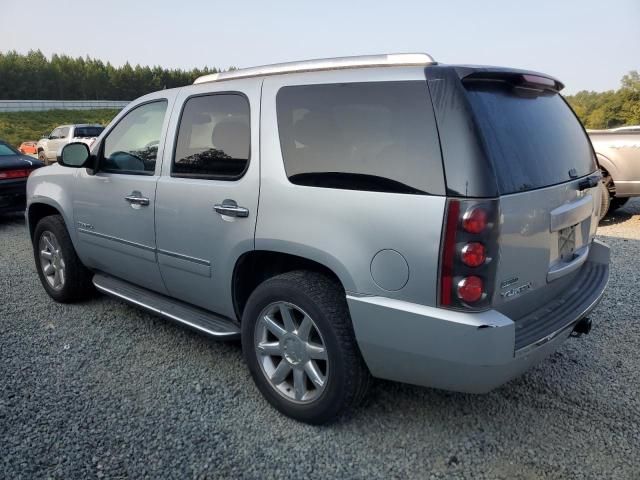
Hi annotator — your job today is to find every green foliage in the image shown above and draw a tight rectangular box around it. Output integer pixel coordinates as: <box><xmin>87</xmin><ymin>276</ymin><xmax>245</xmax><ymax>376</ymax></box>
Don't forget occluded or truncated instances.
<box><xmin>0</xmin><ymin>50</ymin><xmax>220</xmax><ymax>101</ymax></box>
<box><xmin>0</xmin><ymin>109</ymin><xmax>120</xmax><ymax>147</ymax></box>
<box><xmin>565</xmin><ymin>70</ymin><xmax>640</xmax><ymax>129</ymax></box>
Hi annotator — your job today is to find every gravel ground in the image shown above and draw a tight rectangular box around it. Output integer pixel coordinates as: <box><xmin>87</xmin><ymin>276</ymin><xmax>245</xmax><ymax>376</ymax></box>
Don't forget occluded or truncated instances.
<box><xmin>1</xmin><ymin>200</ymin><xmax>639</xmax><ymax>479</ymax></box>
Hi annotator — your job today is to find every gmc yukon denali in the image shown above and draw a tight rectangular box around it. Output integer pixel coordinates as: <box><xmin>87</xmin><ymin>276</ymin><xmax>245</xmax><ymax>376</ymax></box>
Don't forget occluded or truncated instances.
<box><xmin>26</xmin><ymin>54</ymin><xmax>610</xmax><ymax>424</ymax></box>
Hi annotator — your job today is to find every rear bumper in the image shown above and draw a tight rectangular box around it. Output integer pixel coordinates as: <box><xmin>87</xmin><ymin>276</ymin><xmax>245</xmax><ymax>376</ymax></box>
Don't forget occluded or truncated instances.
<box><xmin>347</xmin><ymin>240</ymin><xmax>610</xmax><ymax>393</ymax></box>
<box><xmin>0</xmin><ymin>180</ymin><xmax>27</xmax><ymax>213</ymax></box>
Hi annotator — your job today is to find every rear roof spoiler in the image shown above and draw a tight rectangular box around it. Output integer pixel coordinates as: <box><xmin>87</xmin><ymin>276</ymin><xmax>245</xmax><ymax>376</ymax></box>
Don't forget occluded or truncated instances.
<box><xmin>456</xmin><ymin>66</ymin><xmax>564</xmax><ymax>92</ymax></box>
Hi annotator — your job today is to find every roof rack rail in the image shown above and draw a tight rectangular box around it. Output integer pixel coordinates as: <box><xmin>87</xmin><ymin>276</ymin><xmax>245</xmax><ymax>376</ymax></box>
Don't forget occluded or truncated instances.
<box><xmin>194</xmin><ymin>53</ymin><xmax>436</xmax><ymax>84</ymax></box>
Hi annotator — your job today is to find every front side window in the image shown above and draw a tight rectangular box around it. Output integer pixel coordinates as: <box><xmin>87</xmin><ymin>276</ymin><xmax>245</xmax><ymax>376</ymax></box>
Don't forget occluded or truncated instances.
<box><xmin>58</xmin><ymin>127</ymin><xmax>70</xmax><ymax>138</ymax></box>
<box><xmin>276</xmin><ymin>81</ymin><xmax>444</xmax><ymax>195</ymax></box>
<box><xmin>50</xmin><ymin>128</ymin><xmax>61</xmax><ymax>139</ymax></box>
<box><xmin>173</xmin><ymin>94</ymin><xmax>250</xmax><ymax>179</ymax></box>
<box><xmin>102</xmin><ymin>100</ymin><xmax>168</xmax><ymax>174</ymax></box>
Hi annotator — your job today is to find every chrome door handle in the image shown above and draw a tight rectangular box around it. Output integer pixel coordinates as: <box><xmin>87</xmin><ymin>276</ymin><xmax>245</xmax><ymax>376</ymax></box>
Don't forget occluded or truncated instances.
<box><xmin>214</xmin><ymin>199</ymin><xmax>249</xmax><ymax>218</ymax></box>
<box><xmin>124</xmin><ymin>192</ymin><xmax>150</xmax><ymax>206</ymax></box>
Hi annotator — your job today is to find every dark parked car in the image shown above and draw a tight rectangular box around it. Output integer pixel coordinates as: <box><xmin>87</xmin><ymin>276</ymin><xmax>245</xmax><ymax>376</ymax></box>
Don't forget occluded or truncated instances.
<box><xmin>0</xmin><ymin>140</ymin><xmax>44</xmax><ymax>214</ymax></box>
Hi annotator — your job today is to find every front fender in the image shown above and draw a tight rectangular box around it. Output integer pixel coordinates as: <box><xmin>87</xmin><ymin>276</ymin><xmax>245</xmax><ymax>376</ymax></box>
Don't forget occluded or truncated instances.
<box><xmin>27</xmin><ymin>166</ymin><xmax>78</xmax><ymax>246</ymax></box>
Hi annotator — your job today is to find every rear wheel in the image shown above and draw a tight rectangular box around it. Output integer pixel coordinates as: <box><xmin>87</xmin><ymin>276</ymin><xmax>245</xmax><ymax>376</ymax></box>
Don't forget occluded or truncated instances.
<box><xmin>241</xmin><ymin>270</ymin><xmax>371</xmax><ymax>424</ymax></box>
<box><xmin>33</xmin><ymin>215</ymin><xmax>95</xmax><ymax>302</ymax></box>
<box><xmin>610</xmin><ymin>197</ymin><xmax>630</xmax><ymax>211</ymax></box>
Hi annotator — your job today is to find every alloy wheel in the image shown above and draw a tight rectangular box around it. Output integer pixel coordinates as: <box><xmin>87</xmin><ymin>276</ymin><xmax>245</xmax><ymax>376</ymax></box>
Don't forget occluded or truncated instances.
<box><xmin>39</xmin><ymin>231</ymin><xmax>65</xmax><ymax>290</ymax></box>
<box><xmin>254</xmin><ymin>301</ymin><xmax>329</xmax><ymax>404</ymax></box>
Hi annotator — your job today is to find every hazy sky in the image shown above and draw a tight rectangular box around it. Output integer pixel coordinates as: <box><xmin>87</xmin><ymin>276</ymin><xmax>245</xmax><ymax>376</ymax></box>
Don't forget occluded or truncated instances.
<box><xmin>2</xmin><ymin>0</ymin><xmax>638</xmax><ymax>94</ymax></box>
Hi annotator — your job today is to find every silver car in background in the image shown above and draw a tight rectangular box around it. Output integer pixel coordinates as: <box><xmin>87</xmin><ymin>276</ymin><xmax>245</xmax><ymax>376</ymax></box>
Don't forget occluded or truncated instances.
<box><xmin>588</xmin><ymin>127</ymin><xmax>640</xmax><ymax>217</ymax></box>
<box><xmin>26</xmin><ymin>53</ymin><xmax>610</xmax><ymax>424</ymax></box>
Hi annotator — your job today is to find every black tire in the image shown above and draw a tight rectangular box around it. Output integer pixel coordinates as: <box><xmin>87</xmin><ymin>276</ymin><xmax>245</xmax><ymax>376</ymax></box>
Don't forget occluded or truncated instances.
<box><xmin>610</xmin><ymin>197</ymin><xmax>630</xmax><ymax>211</ymax></box>
<box><xmin>241</xmin><ymin>270</ymin><xmax>371</xmax><ymax>424</ymax></box>
<box><xmin>598</xmin><ymin>180</ymin><xmax>611</xmax><ymax>221</ymax></box>
<box><xmin>37</xmin><ymin>150</ymin><xmax>47</xmax><ymax>164</ymax></box>
<box><xmin>33</xmin><ymin>215</ymin><xmax>95</xmax><ymax>302</ymax></box>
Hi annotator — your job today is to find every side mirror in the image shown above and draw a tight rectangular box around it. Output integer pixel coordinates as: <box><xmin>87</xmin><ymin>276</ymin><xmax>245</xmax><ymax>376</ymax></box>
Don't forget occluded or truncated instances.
<box><xmin>58</xmin><ymin>142</ymin><xmax>90</xmax><ymax>168</ymax></box>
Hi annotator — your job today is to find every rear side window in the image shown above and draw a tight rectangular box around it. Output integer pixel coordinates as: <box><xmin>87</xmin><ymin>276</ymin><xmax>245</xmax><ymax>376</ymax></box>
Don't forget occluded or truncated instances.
<box><xmin>276</xmin><ymin>81</ymin><xmax>444</xmax><ymax>195</ymax></box>
<box><xmin>465</xmin><ymin>83</ymin><xmax>596</xmax><ymax>194</ymax></box>
<box><xmin>74</xmin><ymin>126</ymin><xmax>104</xmax><ymax>138</ymax></box>
<box><xmin>173</xmin><ymin>94</ymin><xmax>250</xmax><ymax>179</ymax></box>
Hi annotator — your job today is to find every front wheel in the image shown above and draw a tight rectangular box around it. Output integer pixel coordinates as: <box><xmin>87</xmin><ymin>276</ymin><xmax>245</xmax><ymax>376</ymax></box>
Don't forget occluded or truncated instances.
<box><xmin>241</xmin><ymin>270</ymin><xmax>371</xmax><ymax>424</ymax></box>
<box><xmin>33</xmin><ymin>215</ymin><xmax>95</xmax><ymax>302</ymax></box>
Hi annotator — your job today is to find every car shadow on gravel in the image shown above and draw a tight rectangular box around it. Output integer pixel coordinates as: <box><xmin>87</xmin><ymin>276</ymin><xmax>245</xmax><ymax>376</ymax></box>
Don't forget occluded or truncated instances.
<box><xmin>599</xmin><ymin>197</ymin><xmax>640</xmax><ymax>227</ymax></box>
<box><xmin>0</xmin><ymin>211</ymin><xmax>26</xmax><ymax>227</ymax></box>
<box><xmin>599</xmin><ymin>209</ymin><xmax>635</xmax><ymax>227</ymax></box>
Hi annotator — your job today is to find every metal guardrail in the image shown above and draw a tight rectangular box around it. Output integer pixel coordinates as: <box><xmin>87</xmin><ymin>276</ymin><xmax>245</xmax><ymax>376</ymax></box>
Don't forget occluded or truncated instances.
<box><xmin>0</xmin><ymin>100</ymin><xmax>129</xmax><ymax>112</ymax></box>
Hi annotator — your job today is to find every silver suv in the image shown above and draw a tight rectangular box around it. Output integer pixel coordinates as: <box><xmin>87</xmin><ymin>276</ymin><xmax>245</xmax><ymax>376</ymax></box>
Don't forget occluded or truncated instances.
<box><xmin>26</xmin><ymin>53</ymin><xmax>610</xmax><ymax>424</ymax></box>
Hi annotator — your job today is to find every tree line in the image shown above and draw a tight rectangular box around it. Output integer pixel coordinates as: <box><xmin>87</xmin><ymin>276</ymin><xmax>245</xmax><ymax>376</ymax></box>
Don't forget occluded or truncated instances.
<box><xmin>0</xmin><ymin>50</ymin><xmax>638</xmax><ymax>129</ymax></box>
<box><xmin>0</xmin><ymin>50</ymin><xmax>222</xmax><ymax>101</ymax></box>
<box><xmin>566</xmin><ymin>71</ymin><xmax>640</xmax><ymax>129</ymax></box>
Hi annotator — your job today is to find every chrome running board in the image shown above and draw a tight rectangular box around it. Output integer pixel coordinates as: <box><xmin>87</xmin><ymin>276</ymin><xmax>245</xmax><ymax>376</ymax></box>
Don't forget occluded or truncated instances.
<box><xmin>93</xmin><ymin>273</ymin><xmax>240</xmax><ymax>338</ymax></box>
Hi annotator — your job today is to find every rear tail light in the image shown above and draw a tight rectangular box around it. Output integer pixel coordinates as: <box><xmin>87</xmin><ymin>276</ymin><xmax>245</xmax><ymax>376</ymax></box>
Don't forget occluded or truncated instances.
<box><xmin>438</xmin><ymin>199</ymin><xmax>500</xmax><ymax>310</ymax></box>
<box><xmin>0</xmin><ymin>169</ymin><xmax>31</xmax><ymax>179</ymax></box>
<box><xmin>461</xmin><ymin>242</ymin><xmax>486</xmax><ymax>267</ymax></box>
<box><xmin>457</xmin><ymin>276</ymin><xmax>484</xmax><ymax>303</ymax></box>
<box><xmin>462</xmin><ymin>207</ymin><xmax>488</xmax><ymax>234</ymax></box>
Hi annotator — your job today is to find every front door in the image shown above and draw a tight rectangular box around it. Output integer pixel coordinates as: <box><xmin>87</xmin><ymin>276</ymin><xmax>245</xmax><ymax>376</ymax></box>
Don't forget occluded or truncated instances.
<box><xmin>155</xmin><ymin>80</ymin><xmax>261</xmax><ymax>318</ymax></box>
<box><xmin>73</xmin><ymin>96</ymin><xmax>175</xmax><ymax>293</ymax></box>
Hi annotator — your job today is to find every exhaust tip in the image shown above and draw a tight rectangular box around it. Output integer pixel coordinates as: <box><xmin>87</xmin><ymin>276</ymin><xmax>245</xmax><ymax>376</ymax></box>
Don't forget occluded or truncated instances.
<box><xmin>573</xmin><ymin>317</ymin><xmax>592</xmax><ymax>336</ymax></box>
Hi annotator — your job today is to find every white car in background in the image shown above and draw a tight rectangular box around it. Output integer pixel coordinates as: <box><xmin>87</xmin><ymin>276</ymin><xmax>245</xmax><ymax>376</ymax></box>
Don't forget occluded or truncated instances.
<box><xmin>37</xmin><ymin>124</ymin><xmax>104</xmax><ymax>165</ymax></box>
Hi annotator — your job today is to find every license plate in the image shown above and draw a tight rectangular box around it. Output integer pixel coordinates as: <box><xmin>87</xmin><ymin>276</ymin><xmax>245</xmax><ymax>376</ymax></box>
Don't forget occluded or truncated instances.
<box><xmin>558</xmin><ymin>225</ymin><xmax>577</xmax><ymax>262</ymax></box>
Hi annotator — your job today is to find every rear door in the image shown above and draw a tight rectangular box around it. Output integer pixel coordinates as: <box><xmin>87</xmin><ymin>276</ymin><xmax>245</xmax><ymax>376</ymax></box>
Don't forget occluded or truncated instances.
<box><xmin>154</xmin><ymin>79</ymin><xmax>260</xmax><ymax>319</ymax></box>
<box><xmin>462</xmin><ymin>76</ymin><xmax>600</xmax><ymax>317</ymax></box>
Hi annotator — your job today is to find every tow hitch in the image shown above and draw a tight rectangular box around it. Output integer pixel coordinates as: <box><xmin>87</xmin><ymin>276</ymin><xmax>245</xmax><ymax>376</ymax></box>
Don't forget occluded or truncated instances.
<box><xmin>571</xmin><ymin>317</ymin><xmax>592</xmax><ymax>337</ymax></box>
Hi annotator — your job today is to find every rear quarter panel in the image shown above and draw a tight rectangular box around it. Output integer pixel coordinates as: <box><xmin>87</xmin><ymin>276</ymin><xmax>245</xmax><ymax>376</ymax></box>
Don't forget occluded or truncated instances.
<box><xmin>257</xmin><ymin>68</ymin><xmax>445</xmax><ymax>306</ymax></box>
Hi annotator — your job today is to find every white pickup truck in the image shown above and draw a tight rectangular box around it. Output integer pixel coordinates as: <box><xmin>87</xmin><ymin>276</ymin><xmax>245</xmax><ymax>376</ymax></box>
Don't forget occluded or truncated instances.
<box><xmin>37</xmin><ymin>124</ymin><xmax>104</xmax><ymax>165</ymax></box>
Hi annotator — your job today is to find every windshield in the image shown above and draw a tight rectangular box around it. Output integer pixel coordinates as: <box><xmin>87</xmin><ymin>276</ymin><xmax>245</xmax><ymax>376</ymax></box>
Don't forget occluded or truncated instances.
<box><xmin>0</xmin><ymin>143</ymin><xmax>18</xmax><ymax>156</ymax></box>
<box><xmin>465</xmin><ymin>82</ymin><xmax>597</xmax><ymax>194</ymax></box>
<box><xmin>74</xmin><ymin>126</ymin><xmax>104</xmax><ymax>138</ymax></box>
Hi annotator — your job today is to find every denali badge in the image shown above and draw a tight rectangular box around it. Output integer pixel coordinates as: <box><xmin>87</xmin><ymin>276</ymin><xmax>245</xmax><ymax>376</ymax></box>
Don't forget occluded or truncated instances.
<box><xmin>500</xmin><ymin>282</ymin><xmax>532</xmax><ymax>298</ymax></box>
<box><xmin>77</xmin><ymin>221</ymin><xmax>95</xmax><ymax>230</ymax></box>
<box><xmin>500</xmin><ymin>277</ymin><xmax>519</xmax><ymax>289</ymax></box>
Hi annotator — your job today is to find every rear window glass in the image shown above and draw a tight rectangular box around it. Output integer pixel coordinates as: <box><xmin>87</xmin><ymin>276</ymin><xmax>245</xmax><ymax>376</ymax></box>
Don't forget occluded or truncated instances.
<box><xmin>75</xmin><ymin>126</ymin><xmax>104</xmax><ymax>138</ymax></box>
<box><xmin>276</xmin><ymin>81</ymin><xmax>444</xmax><ymax>195</ymax></box>
<box><xmin>465</xmin><ymin>83</ymin><xmax>596</xmax><ymax>194</ymax></box>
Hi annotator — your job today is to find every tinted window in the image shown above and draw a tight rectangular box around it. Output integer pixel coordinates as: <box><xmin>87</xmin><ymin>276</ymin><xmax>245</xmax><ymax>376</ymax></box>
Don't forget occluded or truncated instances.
<box><xmin>276</xmin><ymin>81</ymin><xmax>444</xmax><ymax>195</ymax></box>
<box><xmin>0</xmin><ymin>143</ymin><xmax>18</xmax><ymax>156</ymax></box>
<box><xmin>173</xmin><ymin>94</ymin><xmax>250</xmax><ymax>179</ymax></box>
<box><xmin>465</xmin><ymin>83</ymin><xmax>596</xmax><ymax>194</ymax></box>
<box><xmin>102</xmin><ymin>101</ymin><xmax>167</xmax><ymax>174</ymax></box>
<box><xmin>75</xmin><ymin>126</ymin><xmax>104</xmax><ymax>138</ymax></box>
